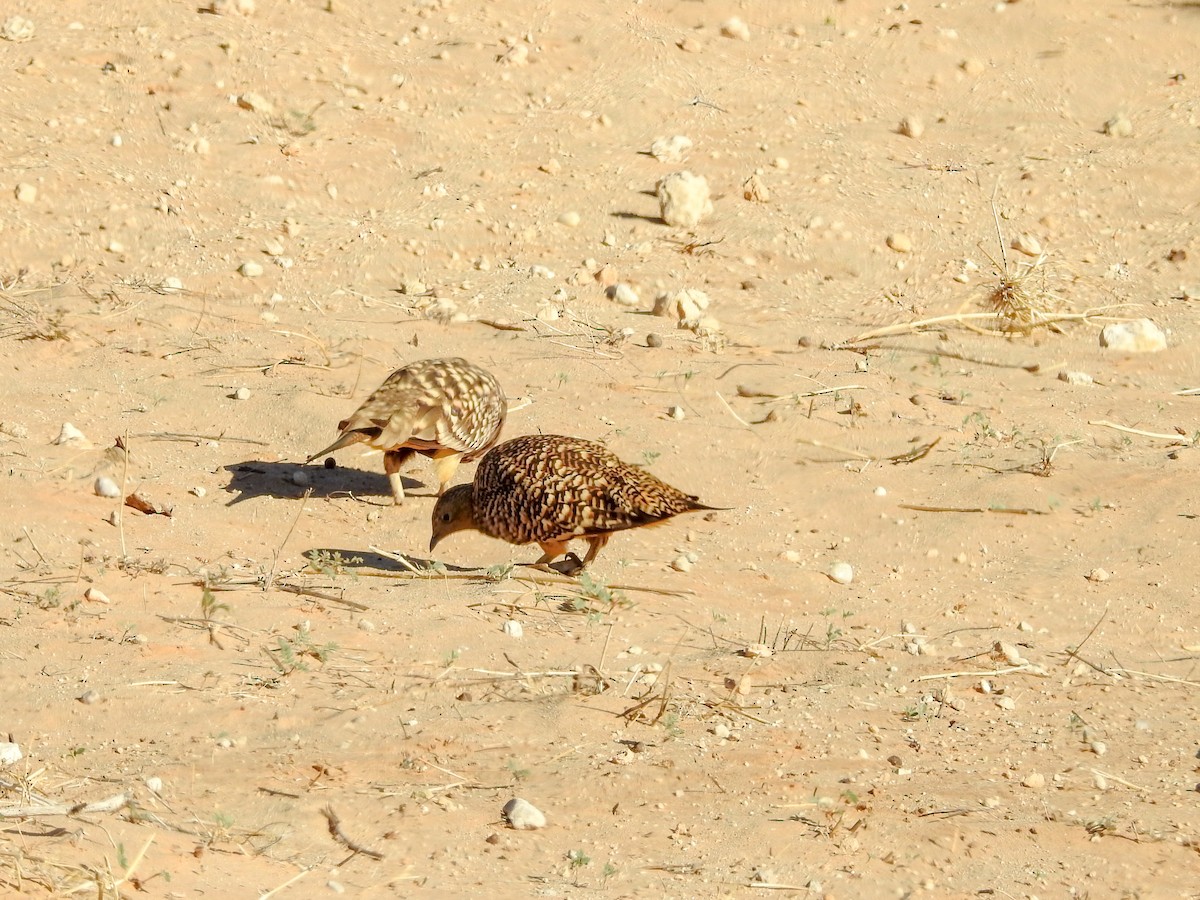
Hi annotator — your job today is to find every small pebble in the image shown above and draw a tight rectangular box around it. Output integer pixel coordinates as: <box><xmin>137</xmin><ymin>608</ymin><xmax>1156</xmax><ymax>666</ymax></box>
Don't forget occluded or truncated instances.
<box><xmin>960</xmin><ymin>58</ymin><xmax>985</xmax><ymax>76</ymax></box>
<box><xmin>1021</xmin><ymin>773</ymin><xmax>1046</xmax><ymax>789</ymax></box>
<box><xmin>144</xmin><ymin>776</ymin><xmax>164</xmax><ymax>794</ymax></box>
<box><xmin>1011</xmin><ymin>233</ymin><xmax>1042</xmax><ymax>257</ymax></box>
<box><xmin>15</xmin><ymin>182</ymin><xmax>37</xmax><ymax>203</ymax></box>
<box><xmin>828</xmin><ymin>562</ymin><xmax>854</xmax><ymax>585</ymax></box>
<box><xmin>0</xmin><ymin>742</ymin><xmax>23</xmax><ymax>765</ymax></box>
<box><xmin>645</xmin><ymin>333</ymin><xmax>663</xmax><ymax>348</ymax></box>
<box><xmin>110</xmin><ymin>134</ymin><xmax>123</xmax><ymax>147</ymax></box>
<box><xmin>668</xmin><ymin>405</ymin><xmax>686</xmax><ymax>420</ymax></box>
<box><xmin>741</xmin><ymin>643</ymin><xmax>773</xmax><ymax>658</ymax></box>
<box><xmin>530</xmin><ymin>264</ymin><xmax>555</xmax><ymax>279</ymax></box>
<box><xmin>557</xmin><ymin>211</ymin><xmax>581</xmax><ymax>227</ymax></box>
<box><xmin>607</xmin><ymin>282</ymin><xmax>640</xmax><ymax>307</ymax></box>
<box><xmin>502</xmin><ymin>620</ymin><xmax>524</xmax><ymax>638</ymax></box>
<box><xmin>290</xmin><ymin>469</ymin><xmax>311</xmax><ymax>487</ymax></box>
<box><xmin>873</xmin><ymin>486</ymin><xmax>887</xmax><ymax>497</ymax></box>
<box><xmin>898</xmin><ymin>115</ymin><xmax>924</xmax><ymax>139</ymax></box>
<box><xmin>996</xmin><ymin>696</ymin><xmax>1016</xmax><ymax>710</ymax></box>
<box><xmin>1102</xmin><ymin>114</ymin><xmax>1133</xmax><ymax>137</ymax></box>
<box><xmin>238</xmin><ymin>261</ymin><xmax>264</xmax><ymax>278</ymax></box>
<box><xmin>358</xmin><ymin>619</ymin><xmax>375</xmax><ymax>632</ymax></box>
<box><xmin>649</xmin><ymin>134</ymin><xmax>693</xmax><ymax>163</ymax></box>
<box><xmin>190</xmin><ymin>486</ymin><xmax>207</xmax><ymax>497</ymax></box>
<box><xmin>1</xmin><ymin>15</ymin><xmax>35</xmax><ymax>42</ymax></box>
<box><xmin>78</xmin><ymin>689</ymin><xmax>101</xmax><ymax>705</ymax></box>
<box><xmin>996</xmin><ymin>641</ymin><xmax>1027</xmax><ymax>665</ymax></box>
<box><xmin>94</xmin><ymin>476</ymin><xmax>121</xmax><ymax>498</ymax></box>
<box><xmin>720</xmin><ymin>16</ymin><xmax>751</xmax><ymax>40</ymax></box>
<box><xmin>1090</xmin><ymin>741</ymin><xmax>1108</xmax><ymax>756</ymax></box>
<box><xmin>233</xmin><ymin>387</ymin><xmax>251</xmax><ymax>401</ymax></box>
<box><xmin>215</xmin><ymin>737</ymin><xmax>234</xmax><ymax>749</ymax></box>
<box><xmin>1086</xmin><ymin>567</ymin><xmax>1110</xmax><ymax>583</ymax></box>
<box><xmin>712</xmin><ymin>723</ymin><xmax>732</xmax><ymax>739</ymax></box>
<box><xmin>671</xmin><ymin>555</ymin><xmax>693</xmax><ymax>573</ymax></box>
<box><xmin>84</xmin><ymin>588</ymin><xmax>111</xmax><ymax>605</ymax></box>
<box><xmin>886</xmin><ymin>232</ymin><xmax>913</xmax><ymax>253</ymax></box>
<box><xmin>502</xmin><ymin>797</ymin><xmax>546</xmax><ymax>830</ymax></box>
<box><xmin>1058</xmin><ymin>371</ymin><xmax>1093</xmax><ymax>385</ymax></box>
<box><xmin>53</xmin><ymin>422</ymin><xmax>88</xmax><ymax>445</ymax></box>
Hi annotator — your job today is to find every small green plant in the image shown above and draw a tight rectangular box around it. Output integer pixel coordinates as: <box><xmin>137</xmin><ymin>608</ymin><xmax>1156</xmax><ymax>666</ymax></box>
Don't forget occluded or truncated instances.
<box><xmin>200</xmin><ymin>586</ymin><xmax>230</xmax><ymax>621</ymax></box>
<box><xmin>506</xmin><ymin>759</ymin><xmax>531</xmax><ymax>782</ymax></box>
<box><xmin>566</xmin><ymin>573</ymin><xmax>630</xmax><ymax>617</ymax></box>
<box><xmin>641</xmin><ymin>449</ymin><xmax>661</xmax><ymax>466</ymax></box>
<box><xmin>304</xmin><ymin>549</ymin><xmax>363</xmax><ymax>579</ymax></box>
<box><xmin>567</xmin><ymin>848</ymin><xmax>591</xmax><ymax>884</ymax></box>
<box><xmin>270</xmin><ymin>624</ymin><xmax>336</xmax><ymax>675</ymax></box>
<box><xmin>38</xmin><ymin>586</ymin><xmax>63</xmax><ymax>609</ymax></box>
<box><xmin>116</xmin><ymin>843</ymin><xmax>129</xmax><ymax>870</ymax></box>
<box><xmin>661</xmin><ymin>712</ymin><xmax>683</xmax><ymax>740</ymax></box>
<box><xmin>819</xmin><ymin>608</ymin><xmax>853</xmax><ymax>648</ymax></box>
<box><xmin>601</xmin><ymin>862</ymin><xmax>617</xmax><ymax>885</ymax></box>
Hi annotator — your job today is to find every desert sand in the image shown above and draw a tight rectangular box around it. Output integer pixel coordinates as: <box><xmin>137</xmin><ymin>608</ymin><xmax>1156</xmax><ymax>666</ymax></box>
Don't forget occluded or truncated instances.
<box><xmin>2</xmin><ymin>1</ymin><xmax>1199</xmax><ymax>897</ymax></box>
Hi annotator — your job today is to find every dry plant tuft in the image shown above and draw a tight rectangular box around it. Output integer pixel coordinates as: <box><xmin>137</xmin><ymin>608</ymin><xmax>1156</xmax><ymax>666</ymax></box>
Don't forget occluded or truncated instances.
<box><xmin>976</xmin><ymin>200</ymin><xmax>1071</xmax><ymax>335</ymax></box>
<box><xmin>0</xmin><ymin>278</ymin><xmax>71</xmax><ymax>341</ymax></box>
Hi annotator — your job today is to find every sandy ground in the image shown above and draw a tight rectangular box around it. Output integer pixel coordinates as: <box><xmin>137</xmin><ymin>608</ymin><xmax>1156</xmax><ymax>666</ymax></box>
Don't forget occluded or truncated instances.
<box><xmin>2</xmin><ymin>1</ymin><xmax>1200</xmax><ymax>897</ymax></box>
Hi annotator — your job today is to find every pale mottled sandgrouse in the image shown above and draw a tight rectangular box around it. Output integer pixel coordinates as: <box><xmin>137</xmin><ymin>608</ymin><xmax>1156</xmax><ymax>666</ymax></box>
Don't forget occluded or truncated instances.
<box><xmin>428</xmin><ymin>434</ymin><xmax>719</xmax><ymax>571</ymax></box>
<box><xmin>306</xmin><ymin>358</ymin><xmax>506</xmax><ymax>504</ymax></box>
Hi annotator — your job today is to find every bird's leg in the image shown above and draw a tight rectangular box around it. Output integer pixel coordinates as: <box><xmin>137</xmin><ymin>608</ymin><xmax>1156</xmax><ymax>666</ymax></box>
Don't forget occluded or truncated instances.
<box><xmin>383</xmin><ymin>448</ymin><xmax>416</xmax><ymax>505</ymax></box>
<box><xmin>578</xmin><ymin>535</ymin><xmax>610</xmax><ymax>571</ymax></box>
<box><xmin>534</xmin><ymin>541</ymin><xmax>570</xmax><ymax>566</ymax></box>
<box><xmin>431</xmin><ymin>450</ymin><xmax>462</xmax><ymax>496</ymax></box>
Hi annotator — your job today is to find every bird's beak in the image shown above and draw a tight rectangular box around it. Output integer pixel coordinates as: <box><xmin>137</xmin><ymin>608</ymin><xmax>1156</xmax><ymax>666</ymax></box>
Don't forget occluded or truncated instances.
<box><xmin>428</xmin><ymin>534</ymin><xmax>440</xmax><ymax>552</ymax></box>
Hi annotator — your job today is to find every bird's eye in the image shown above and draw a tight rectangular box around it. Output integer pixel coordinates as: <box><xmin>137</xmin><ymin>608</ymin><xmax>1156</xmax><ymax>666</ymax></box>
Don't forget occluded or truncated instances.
<box><xmin>441</xmin><ymin>512</ymin><xmax>451</xmax><ymax>522</ymax></box>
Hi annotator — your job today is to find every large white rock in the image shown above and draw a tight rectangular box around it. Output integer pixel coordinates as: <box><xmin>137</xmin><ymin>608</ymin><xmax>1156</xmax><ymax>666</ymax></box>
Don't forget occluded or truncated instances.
<box><xmin>1099</xmin><ymin>318</ymin><xmax>1167</xmax><ymax>353</ymax></box>
<box><xmin>657</xmin><ymin>171</ymin><xmax>712</xmax><ymax>227</ymax></box>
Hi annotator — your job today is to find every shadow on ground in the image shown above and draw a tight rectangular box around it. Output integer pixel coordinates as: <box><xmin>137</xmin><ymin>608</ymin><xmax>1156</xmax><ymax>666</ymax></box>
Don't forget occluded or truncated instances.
<box><xmin>222</xmin><ymin>460</ymin><xmax>432</xmax><ymax>505</ymax></box>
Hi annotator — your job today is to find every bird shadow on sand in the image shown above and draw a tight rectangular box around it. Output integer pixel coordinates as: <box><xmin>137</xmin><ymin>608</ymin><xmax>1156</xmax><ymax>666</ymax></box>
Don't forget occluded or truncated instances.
<box><xmin>303</xmin><ymin>547</ymin><xmax>478</xmax><ymax>576</ymax></box>
<box><xmin>222</xmin><ymin>459</ymin><xmax>434</xmax><ymax>506</ymax></box>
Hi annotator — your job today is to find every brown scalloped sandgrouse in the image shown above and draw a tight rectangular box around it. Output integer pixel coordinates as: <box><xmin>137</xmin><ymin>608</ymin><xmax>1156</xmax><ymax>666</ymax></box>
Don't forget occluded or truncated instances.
<box><xmin>428</xmin><ymin>434</ymin><xmax>720</xmax><ymax>571</ymax></box>
<box><xmin>306</xmin><ymin>358</ymin><xmax>506</xmax><ymax>504</ymax></box>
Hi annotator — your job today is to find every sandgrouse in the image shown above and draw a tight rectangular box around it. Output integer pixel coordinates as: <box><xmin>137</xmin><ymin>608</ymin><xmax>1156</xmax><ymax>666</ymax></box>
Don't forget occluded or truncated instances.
<box><xmin>429</xmin><ymin>434</ymin><xmax>719</xmax><ymax>572</ymax></box>
<box><xmin>307</xmin><ymin>358</ymin><xmax>506</xmax><ymax>504</ymax></box>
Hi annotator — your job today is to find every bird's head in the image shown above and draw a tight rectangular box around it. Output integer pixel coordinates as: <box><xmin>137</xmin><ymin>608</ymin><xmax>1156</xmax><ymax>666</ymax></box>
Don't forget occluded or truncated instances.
<box><xmin>429</xmin><ymin>484</ymin><xmax>477</xmax><ymax>552</ymax></box>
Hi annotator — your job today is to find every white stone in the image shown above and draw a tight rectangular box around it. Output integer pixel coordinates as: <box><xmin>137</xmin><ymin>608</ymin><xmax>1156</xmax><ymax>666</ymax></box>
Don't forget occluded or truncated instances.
<box><xmin>290</xmin><ymin>469</ymin><xmax>310</xmax><ymax>486</ymax></box>
<box><xmin>233</xmin><ymin>386</ymin><xmax>251</xmax><ymax>401</ymax></box>
<box><xmin>238</xmin><ymin>261</ymin><xmax>264</xmax><ymax>278</ymax></box>
<box><xmin>1102</xmin><ymin>114</ymin><xmax>1133</xmax><ymax>137</ymax></box>
<box><xmin>1099</xmin><ymin>319</ymin><xmax>1167</xmax><ymax>353</ymax></box>
<box><xmin>886</xmin><ymin>233</ymin><xmax>913</xmax><ymax>253</ymax></box>
<box><xmin>649</xmin><ymin>135</ymin><xmax>693</xmax><ymax>164</ymax></box>
<box><xmin>85</xmin><ymin>587</ymin><xmax>111</xmax><ymax>604</ymax></box>
<box><xmin>502</xmin><ymin>620</ymin><xmax>524</xmax><ymax>638</ymax></box>
<box><xmin>652</xmin><ymin>288</ymin><xmax>711</xmax><ymax>331</ymax></box>
<box><xmin>14</xmin><ymin>182</ymin><xmax>37</xmax><ymax>203</ymax></box>
<box><xmin>671</xmin><ymin>555</ymin><xmax>693</xmax><ymax>572</ymax></box>
<box><xmin>607</xmin><ymin>282</ymin><xmax>640</xmax><ymax>307</ymax></box>
<box><xmin>898</xmin><ymin>115</ymin><xmax>924</xmax><ymax>139</ymax></box>
<box><xmin>502</xmin><ymin>797</ymin><xmax>546</xmax><ymax>830</ymax></box>
<box><xmin>144</xmin><ymin>776</ymin><xmax>164</xmax><ymax>794</ymax></box>
<box><xmin>1086</xmin><ymin>567</ymin><xmax>1110</xmax><ymax>583</ymax></box>
<box><xmin>0</xmin><ymin>742</ymin><xmax>23</xmax><ymax>765</ymax></box>
<box><xmin>1011</xmin><ymin>233</ymin><xmax>1042</xmax><ymax>257</ymax></box>
<box><xmin>53</xmin><ymin>422</ymin><xmax>88</xmax><ymax>445</ymax></box>
<box><xmin>557</xmin><ymin>211</ymin><xmax>581</xmax><ymax>227</ymax></box>
<box><xmin>94</xmin><ymin>476</ymin><xmax>121</xmax><ymax>498</ymax></box>
<box><xmin>0</xmin><ymin>16</ymin><xmax>35</xmax><ymax>42</ymax></box>
<box><xmin>190</xmin><ymin>486</ymin><xmax>207</xmax><ymax>497</ymax></box>
<box><xmin>720</xmin><ymin>17</ymin><xmax>751</xmax><ymax>40</ymax></box>
<box><xmin>1058</xmin><ymin>371</ymin><xmax>1093</xmax><ymax>385</ymax></box>
<box><xmin>1021</xmin><ymin>772</ymin><xmax>1046</xmax><ymax>789</ymax></box>
<box><xmin>657</xmin><ymin>171</ymin><xmax>712</xmax><ymax>228</ymax></box>
<box><xmin>828</xmin><ymin>562</ymin><xmax>854</xmax><ymax>584</ymax></box>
